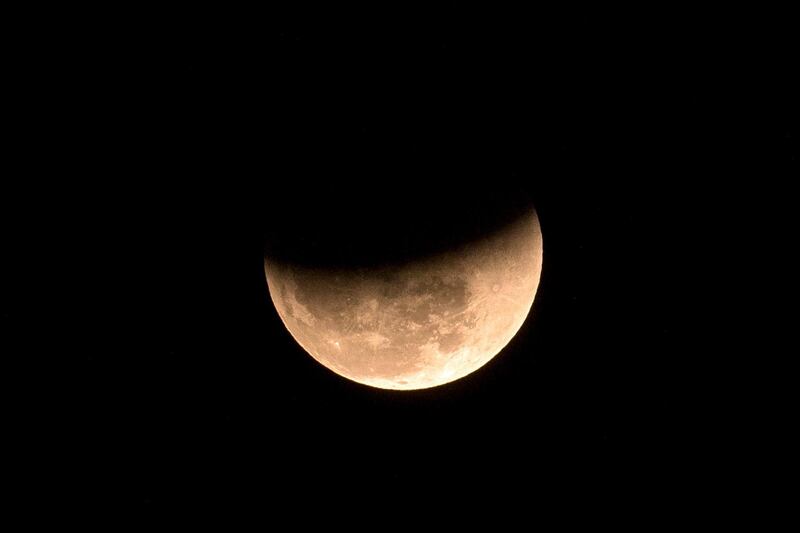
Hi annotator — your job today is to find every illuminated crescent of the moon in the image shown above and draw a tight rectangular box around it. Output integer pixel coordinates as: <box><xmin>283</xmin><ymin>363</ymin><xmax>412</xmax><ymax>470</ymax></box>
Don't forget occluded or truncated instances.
<box><xmin>265</xmin><ymin>210</ymin><xmax>543</xmax><ymax>390</ymax></box>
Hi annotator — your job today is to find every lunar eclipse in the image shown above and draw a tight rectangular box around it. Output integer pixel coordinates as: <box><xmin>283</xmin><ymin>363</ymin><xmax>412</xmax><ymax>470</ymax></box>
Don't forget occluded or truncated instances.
<box><xmin>265</xmin><ymin>208</ymin><xmax>543</xmax><ymax>390</ymax></box>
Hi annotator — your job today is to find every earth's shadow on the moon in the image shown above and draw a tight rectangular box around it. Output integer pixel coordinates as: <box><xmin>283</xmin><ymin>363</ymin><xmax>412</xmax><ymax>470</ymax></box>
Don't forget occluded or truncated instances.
<box><xmin>262</xmin><ymin>183</ymin><xmax>537</xmax><ymax>272</ymax></box>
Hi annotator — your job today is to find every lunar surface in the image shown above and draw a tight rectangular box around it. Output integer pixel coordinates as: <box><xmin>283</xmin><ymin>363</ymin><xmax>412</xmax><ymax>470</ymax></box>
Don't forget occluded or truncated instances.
<box><xmin>265</xmin><ymin>209</ymin><xmax>543</xmax><ymax>390</ymax></box>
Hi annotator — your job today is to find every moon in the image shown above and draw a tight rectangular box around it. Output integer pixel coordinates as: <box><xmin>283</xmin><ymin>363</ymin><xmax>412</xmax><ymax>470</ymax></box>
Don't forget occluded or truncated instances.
<box><xmin>264</xmin><ymin>209</ymin><xmax>543</xmax><ymax>390</ymax></box>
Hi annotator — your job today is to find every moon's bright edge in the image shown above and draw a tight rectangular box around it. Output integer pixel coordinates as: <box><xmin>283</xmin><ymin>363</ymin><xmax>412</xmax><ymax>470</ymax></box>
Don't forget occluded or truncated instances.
<box><xmin>265</xmin><ymin>210</ymin><xmax>543</xmax><ymax>390</ymax></box>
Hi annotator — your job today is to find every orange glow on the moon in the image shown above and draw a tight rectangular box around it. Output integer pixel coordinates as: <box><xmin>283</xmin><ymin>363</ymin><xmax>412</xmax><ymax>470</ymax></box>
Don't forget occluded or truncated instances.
<box><xmin>265</xmin><ymin>210</ymin><xmax>542</xmax><ymax>390</ymax></box>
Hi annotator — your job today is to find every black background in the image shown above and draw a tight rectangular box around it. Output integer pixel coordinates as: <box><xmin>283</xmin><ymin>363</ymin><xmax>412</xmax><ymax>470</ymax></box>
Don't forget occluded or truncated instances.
<box><xmin>5</xmin><ymin>3</ymin><xmax>796</xmax><ymax>519</ymax></box>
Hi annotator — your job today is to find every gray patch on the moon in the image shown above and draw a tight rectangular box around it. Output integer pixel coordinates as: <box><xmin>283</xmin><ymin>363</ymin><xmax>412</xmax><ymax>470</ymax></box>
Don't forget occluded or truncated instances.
<box><xmin>278</xmin><ymin>275</ymin><xmax>317</xmax><ymax>327</ymax></box>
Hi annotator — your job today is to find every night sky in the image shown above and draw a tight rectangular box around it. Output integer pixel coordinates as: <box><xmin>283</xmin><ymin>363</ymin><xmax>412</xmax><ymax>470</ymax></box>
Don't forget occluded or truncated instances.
<box><xmin>6</xmin><ymin>4</ymin><xmax>795</xmax><ymax>519</ymax></box>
